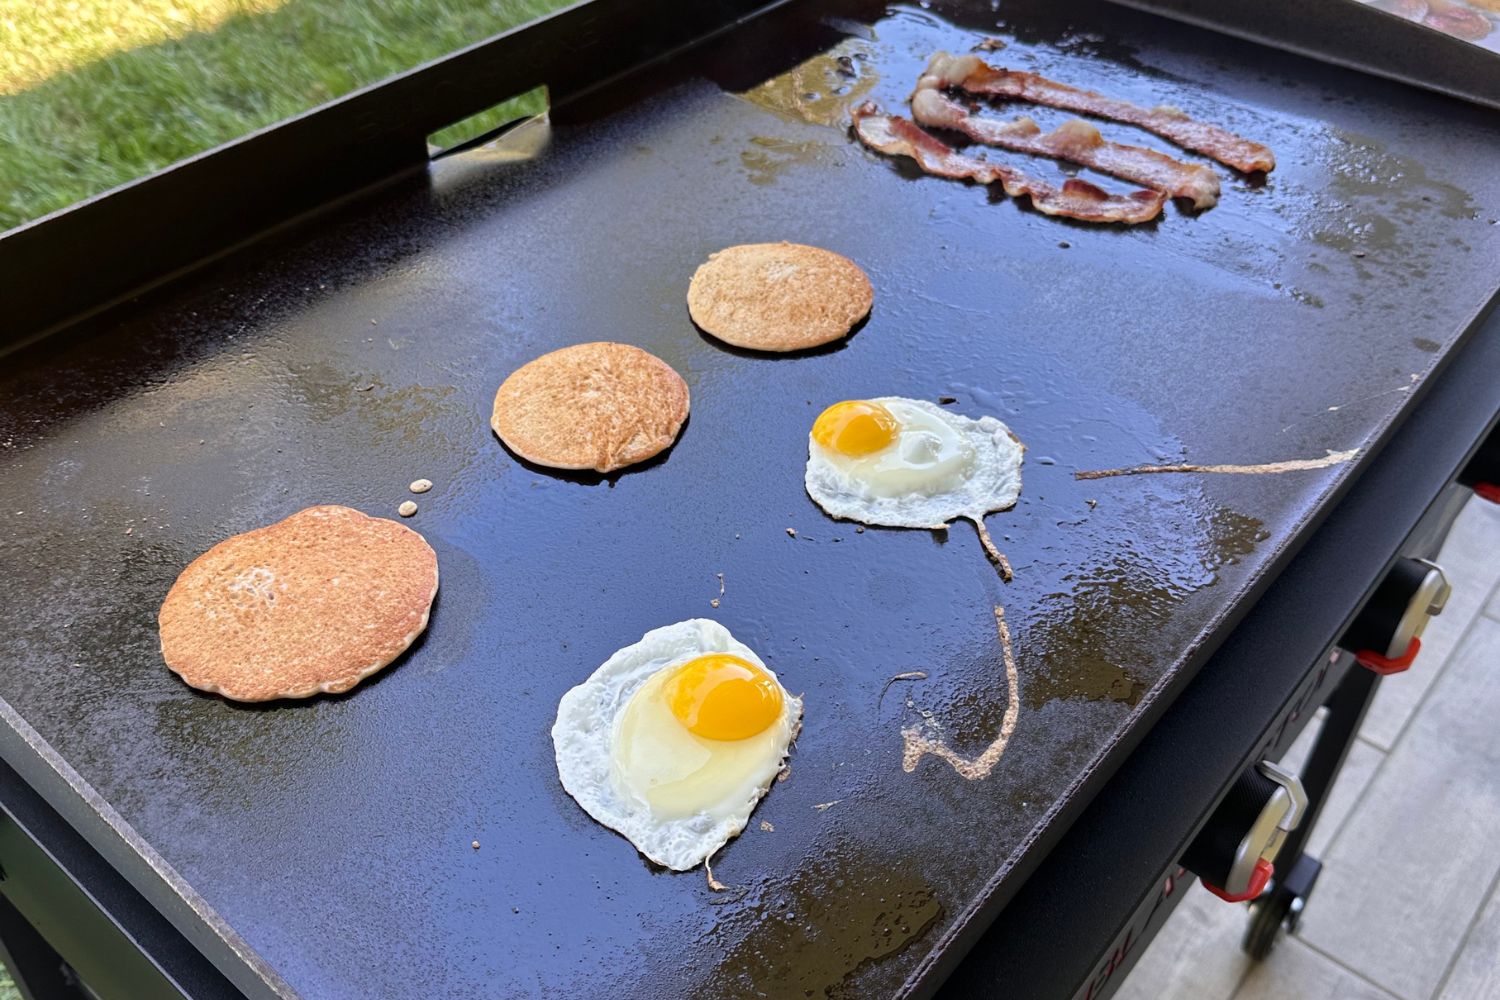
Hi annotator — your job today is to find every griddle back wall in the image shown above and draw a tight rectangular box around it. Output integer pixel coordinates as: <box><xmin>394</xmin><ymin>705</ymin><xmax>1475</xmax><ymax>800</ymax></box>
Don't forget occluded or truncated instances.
<box><xmin>0</xmin><ymin>0</ymin><xmax>780</xmax><ymax>343</ymax></box>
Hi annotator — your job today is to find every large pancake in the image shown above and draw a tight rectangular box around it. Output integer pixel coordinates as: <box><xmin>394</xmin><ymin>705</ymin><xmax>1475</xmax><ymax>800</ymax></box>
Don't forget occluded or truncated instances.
<box><xmin>158</xmin><ymin>505</ymin><xmax>439</xmax><ymax>702</ymax></box>
<box><xmin>490</xmin><ymin>342</ymin><xmax>690</xmax><ymax>473</ymax></box>
<box><xmin>687</xmin><ymin>242</ymin><xmax>873</xmax><ymax>352</ymax></box>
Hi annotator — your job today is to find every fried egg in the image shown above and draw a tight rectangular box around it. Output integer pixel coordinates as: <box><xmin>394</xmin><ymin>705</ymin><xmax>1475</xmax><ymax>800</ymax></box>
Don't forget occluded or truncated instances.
<box><xmin>805</xmin><ymin>397</ymin><xmax>1023</xmax><ymax>528</ymax></box>
<box><xmin>552</xmin><ymin>619</ymin><xmax>801</xmax><ymax>871</ymax></box>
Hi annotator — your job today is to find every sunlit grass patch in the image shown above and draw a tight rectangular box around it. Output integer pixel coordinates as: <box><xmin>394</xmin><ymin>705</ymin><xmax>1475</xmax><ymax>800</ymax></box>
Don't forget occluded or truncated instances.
<box><xmin>0</xmin><ymin>0</ymin><xmax>568</xmax><ymax>230</ymax></box>
<box><xmin>0</xmin><ymin>0</ymin><xmax>290</xmax><ymax>95</ymax></box>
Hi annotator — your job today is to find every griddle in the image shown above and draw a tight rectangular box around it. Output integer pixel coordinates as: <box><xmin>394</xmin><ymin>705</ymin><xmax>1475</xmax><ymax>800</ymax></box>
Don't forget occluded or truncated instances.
<box><xmin>2</xmin><ymin>2</ymin><xmax>1499</xmax><ymax>998</ymax></box>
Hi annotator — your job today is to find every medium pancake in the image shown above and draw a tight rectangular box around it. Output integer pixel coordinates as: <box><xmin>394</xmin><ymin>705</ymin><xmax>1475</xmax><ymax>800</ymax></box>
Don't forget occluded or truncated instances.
<box><xmin>158</xmin><ymin>505</ymin><xmax>439</xmax><ymax>702</ymax></box>
<box><xmin>490</xmin><ymin>342</ymin><xmax>690</xmax><ymax>473</ymax></box>
<box><xmin>687</xmin><ymin>242</ymin><xmax>873</xmax><ymax>352</ymax></box>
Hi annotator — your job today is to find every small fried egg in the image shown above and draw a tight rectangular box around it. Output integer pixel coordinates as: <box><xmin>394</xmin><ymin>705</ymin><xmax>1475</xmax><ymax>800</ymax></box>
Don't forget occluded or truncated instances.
<box><xmin>552</xmin><ymin>619</ymin><xmax>801</xmax><ymax>871</ymax></box>
<box><xmin>804</xmin><ymin>397</ymin><xmax>1023</xmax><ymax>528</ymax></box>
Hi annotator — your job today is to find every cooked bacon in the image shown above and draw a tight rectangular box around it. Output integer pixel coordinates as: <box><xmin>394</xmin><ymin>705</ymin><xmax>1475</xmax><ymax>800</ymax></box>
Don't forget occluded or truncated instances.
<box><xmin>1424</xmin><ymin>0</ymin><xmax>1491</xmax><ymax>41</ymax></box>
<box><xmin>918</xmin><ymin>53</ymin><xmax>1276</xmax><ymax>174</ymax></box>
<box><xmin>910</xmin><ymin>88</ymin><xmax>1220</xmax><ymax>208</ymax></box>
<box><xmin>851</xmin><ymin>103</ymin><xmax>1166</xmax><ymax>225</ymax></box>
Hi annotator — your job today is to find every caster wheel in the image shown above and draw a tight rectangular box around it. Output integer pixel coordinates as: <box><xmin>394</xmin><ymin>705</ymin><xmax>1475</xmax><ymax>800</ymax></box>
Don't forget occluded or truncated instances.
<box><xmin>1243</xmin><ymin>853</ymin><xmax>1321</xmax><ymax>959</ymax></box>
<box><xmin>1243</xmin><ymin>890</ymin><xmax>1294</xmax><ymax>960</ymax></box>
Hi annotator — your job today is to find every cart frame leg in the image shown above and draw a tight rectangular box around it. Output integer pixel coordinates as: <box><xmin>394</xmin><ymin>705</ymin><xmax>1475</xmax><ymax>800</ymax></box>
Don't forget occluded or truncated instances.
<box><xmin>1245</xmin><ymin>659</ymin><xmax>1382</xmax><ymax>957</ymax></box>
<box><xmin>1283</xmin><ymin>662</ymin><xmax>1379</xmax><ymax>869</ymax></box>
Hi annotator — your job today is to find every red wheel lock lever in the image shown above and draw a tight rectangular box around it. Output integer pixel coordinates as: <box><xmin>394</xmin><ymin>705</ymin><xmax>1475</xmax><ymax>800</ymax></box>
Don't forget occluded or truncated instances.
<box><xmin>1356</xmin><ymin>636</ymin><xmax>1421</xmax><ymax>675</ymax></box>
<box><xmin>1202</xmin><ymin>858</ymin><xmax>1274</xmax><ymax>903</ymax></box>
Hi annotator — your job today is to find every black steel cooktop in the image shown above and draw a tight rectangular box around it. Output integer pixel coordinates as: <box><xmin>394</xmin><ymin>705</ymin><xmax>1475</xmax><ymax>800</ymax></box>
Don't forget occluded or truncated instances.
<box><xmin>2</xmin><ymin>2</ymin><xmax>1498</xmax><ymax>997</ymax></box>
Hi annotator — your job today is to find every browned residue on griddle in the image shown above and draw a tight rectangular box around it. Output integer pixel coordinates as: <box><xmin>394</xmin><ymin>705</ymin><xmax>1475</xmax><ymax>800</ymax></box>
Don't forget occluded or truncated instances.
<box><xmin>1075</xmin><ymin>448</ymin><xmax>1357</xmax><ymax>481</ymax></box>
<box><xmin>877</xmin><ymin>670</ymin><xmax>928</xmax><ymax>711</ymax></box>
<box><xmin>706</xmin><ymin>859</ymin><xmax>729</xmax><ymax>893</ymax></box>
<box><xmin>901</xmin><ymin>606</ymin><xmax>1020</xmax><ymax>780</ymax></box>
<box><xmin>968</xmin><ymin>516</ymin><xmax>1013</xmax><ymax>581</ymax></box>
<box><xmin>1280</xmin><ymin>378</ymin><xmax>1417</xmax><ymax>435</ymax></box>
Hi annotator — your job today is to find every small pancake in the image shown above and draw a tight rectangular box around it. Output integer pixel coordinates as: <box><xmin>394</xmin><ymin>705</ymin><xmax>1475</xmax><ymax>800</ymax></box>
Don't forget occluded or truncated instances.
<box><xmin>491</xmin><ymin>342</ymin><xmax>690</xmax><ymax>473</ymax></box>
<box><xmin>687</xmin><ymin>242</ymin><xmax>873</xmax><ymax>352</ymax></box>
<box><xmin>158</xmin><ymin>505</ymin><xmax>439</xmax><ymax>702</ymax></box>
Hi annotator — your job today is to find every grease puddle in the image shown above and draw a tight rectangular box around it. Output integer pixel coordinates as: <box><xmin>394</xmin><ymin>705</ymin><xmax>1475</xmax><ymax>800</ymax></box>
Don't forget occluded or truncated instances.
<box><xmin>695</xmin><ymin>845</ymin><xmax>943</xmax><ymax>998</ymax></box>
<box><xmin>1021</xmin><ymin>502</ymin><xmax>1265</xmax><ymax>710</ymax></box>
<box><xmin>741</xmin><ymin>136</ymin><xmax>834</xmax><ymax>186</ymax></box>
<box><xmin>739</xmin><ymin>40</ymin><xmax>880</xmax><ymax>128</ymax></box>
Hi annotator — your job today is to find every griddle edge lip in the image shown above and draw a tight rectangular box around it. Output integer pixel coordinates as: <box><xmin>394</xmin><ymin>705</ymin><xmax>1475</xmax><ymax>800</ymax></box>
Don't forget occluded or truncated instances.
<box><xmin>0</xmin><ymin>752</ymin><xmax>247</xmax><ymax>1000</ymax></box>
<box><xmin>1103</xmin><ymin>0</ymin><xmax>1500</xmax><ymax>112</ymax></box>
<box><xmin>904</xmin><ymin>286</ymin><xmax>1500</xmax><ymax>999</ymax></box>
<box><xmin>0</xmin><ymin>699</ymin><xmax>300</xmax><ymax>1000</ymax></box>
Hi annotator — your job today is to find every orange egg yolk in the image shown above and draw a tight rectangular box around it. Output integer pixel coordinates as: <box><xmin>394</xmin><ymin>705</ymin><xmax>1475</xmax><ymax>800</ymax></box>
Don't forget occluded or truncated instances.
<box><xmin>811</xmin><ymin>400</ymin><xmax>899</xmax><ymax>457</ymax></box>
<box><xmin>665</xmin><ymin>654</ymin><xmax>784</xmax><ymax>741</ymax></box>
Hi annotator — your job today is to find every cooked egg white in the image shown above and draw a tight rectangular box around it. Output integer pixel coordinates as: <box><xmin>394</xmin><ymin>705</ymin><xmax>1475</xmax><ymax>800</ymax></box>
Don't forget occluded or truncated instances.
<box><xmin>552</xmin><ymin>619</ymin><xmax>801</xmax><ymax>871</ymax></box>
<box><xmin>804</xmin><ymin>397</ymin><xmax>1023</xmax><ymax>528</ymax></box>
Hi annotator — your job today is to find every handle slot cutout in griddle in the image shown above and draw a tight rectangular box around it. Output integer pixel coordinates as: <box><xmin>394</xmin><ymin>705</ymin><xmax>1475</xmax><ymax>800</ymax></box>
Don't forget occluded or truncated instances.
<box><xmin>429</xmin><ymin>84</ymin><xmax>551</xmax><ymax>157</ymax></box>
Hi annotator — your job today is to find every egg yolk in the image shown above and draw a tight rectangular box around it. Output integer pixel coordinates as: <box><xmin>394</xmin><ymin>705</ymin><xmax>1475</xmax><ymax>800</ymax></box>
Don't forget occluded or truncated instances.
<box><xmin>666</xmin><ymin>654</ymin><xmax>783</xmax><ymax>741</ymax></box>
<box><xmin>812</xmin><ymin>400</ymin><xmax>899</xmax><ymax>457</ymax></box>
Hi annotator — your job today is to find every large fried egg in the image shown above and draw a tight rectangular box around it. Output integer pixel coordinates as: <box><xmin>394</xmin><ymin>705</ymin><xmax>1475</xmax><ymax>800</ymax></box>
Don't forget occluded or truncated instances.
<box><xmin>552</xmin><ymin>619</ymin><xmax>801</xmax><ymax>871</ymax></box>
<box><xmin>804</xmin><ymin>397</ymin><xmax>1024</xmax><ymax>528</ymax></box>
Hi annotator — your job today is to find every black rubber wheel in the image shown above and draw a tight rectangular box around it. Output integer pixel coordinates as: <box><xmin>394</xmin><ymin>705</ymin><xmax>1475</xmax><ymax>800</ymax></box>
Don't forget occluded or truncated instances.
<box><xmin>1243</xmin><ymin>892</ymin><xmax>1293</xmax><ymax>960</ymax></box>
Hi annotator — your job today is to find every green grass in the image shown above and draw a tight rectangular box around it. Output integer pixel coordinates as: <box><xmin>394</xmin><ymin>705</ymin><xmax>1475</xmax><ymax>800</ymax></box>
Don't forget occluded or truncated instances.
<box><xmin>0</xmin><ymin>0</ymin><xmax>291</xmax><ymax>92</ymax></box>
<box><xmin>0</xmin><ymin>0</ymin><xmax>570</xmax><ymax>231</ymax></box>
<box><xmin>0</xmin><ymin>966</ymin><xmax>14</xmax><ymax>1000</ymax></box>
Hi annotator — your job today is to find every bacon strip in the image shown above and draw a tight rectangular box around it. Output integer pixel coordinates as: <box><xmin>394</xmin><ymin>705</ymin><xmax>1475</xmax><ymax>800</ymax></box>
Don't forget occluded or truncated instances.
<box><xmin>919</xmin><ymin>53</ymin><xmax>1276</xmax><ymax>174</ymax></box>
<box><xmin>851</xmin><ymin>103</ymin><xmax>1165</xmax><ymax>225</ymax></box>
<box><xmin>911</xmin><ymin>88</ymin><xmax>1220</xmax><ymax>208</ymax></box>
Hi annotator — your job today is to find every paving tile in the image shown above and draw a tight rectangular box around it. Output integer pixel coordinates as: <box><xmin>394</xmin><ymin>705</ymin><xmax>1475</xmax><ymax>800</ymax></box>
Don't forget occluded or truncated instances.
<box><xmin>1477</xmin><ymin>502</ymin><xmax>1500</xmax><ymax>622</ymax></box>
<box><xmin>1277</xmin><ymin>713</ymin><xmax>1386</xmax><ymax>859</ymax></box>
<box><xmin>1115</xmin><ymin>882</ymin><xmax>1252</xmax><ymax>1000</ymax></box>
<box><xmin>1296</xmin><ymin>618</ymin><xmax>1500</xmax><ymax>1000</ymax></box>
<box><xmin>1361</xmin><ymin>500</ymin><xmax>1500</xmax><ymax>750</ymax></box>
<box><xmin>1233</xmin><ymin>937</ymin><xmax>1399</xmax><ymax>1000</ymax></box>
<box><xmin>1435</xmin><ymin>880</ymin><xmax>1500</xmax><ymax>1000</ymax></box>
<box><xmin>1302</xmin><ymin>737</ymin><xmax>1385</xmax><ymax>860</ymax></box>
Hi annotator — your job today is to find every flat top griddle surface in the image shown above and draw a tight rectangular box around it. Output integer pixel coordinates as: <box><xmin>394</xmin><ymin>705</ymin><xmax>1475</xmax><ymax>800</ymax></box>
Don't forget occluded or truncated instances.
<box><xmin>3</xmin><ymin>2</ymin><xmax>1499</xmax><ymax>997</ymax></box>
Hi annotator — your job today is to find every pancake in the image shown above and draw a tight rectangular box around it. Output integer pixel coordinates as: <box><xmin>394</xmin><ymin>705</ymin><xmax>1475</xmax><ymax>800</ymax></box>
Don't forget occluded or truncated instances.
<box><xmin>491</xmin><ymin>342</ymin><xmax>690</xmax><ymax>473</ymax></box>
<box><xmin>687</xmin><ymin>242</ymin><xmax>873</xmax><ymax>352</ymax></box>
<box><xmin>158</xmin><ymin>505</ymin><xmax>439</xmax><ymax>702</ymax></box>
